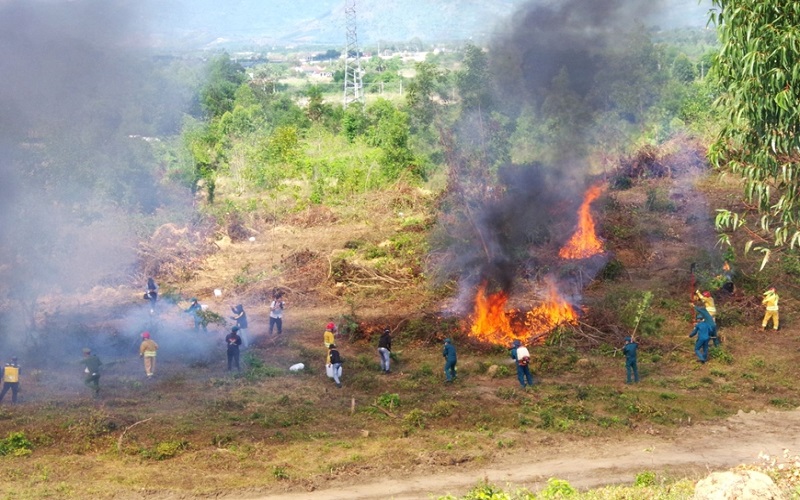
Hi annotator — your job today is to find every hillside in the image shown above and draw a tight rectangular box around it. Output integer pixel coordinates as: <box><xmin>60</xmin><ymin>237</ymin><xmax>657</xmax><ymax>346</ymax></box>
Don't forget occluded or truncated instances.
<box><xmin>1</xmin><ymin>137</ymin><xmax>800</xmax><ymax>499</ymax></box>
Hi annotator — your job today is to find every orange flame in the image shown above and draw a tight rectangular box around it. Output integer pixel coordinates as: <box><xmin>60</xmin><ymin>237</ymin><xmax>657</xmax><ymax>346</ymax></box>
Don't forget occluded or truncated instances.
<box><xmin>469</xmin><ymin>280</ymin><xmax>578</xmax><ymax>346</ymax></box>
<box><xmin>558</xmin><ymin>184</ymin><xmax>604</xmax><ymax>259</ymax></box>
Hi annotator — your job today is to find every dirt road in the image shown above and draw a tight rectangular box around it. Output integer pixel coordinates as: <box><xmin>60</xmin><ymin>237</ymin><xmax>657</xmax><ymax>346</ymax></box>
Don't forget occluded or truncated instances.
<box><xmin>254</xmin><ymin>408</ymin><xmax>800</xmax><ymax>499</ymax></box>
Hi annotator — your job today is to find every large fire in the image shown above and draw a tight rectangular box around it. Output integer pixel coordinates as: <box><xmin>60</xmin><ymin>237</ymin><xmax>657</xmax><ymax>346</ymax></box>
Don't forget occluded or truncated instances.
<box><xmin>558</xmin><ymin>183</ymin><xmax>605</xmax><ymax>259</ymax></box>
<box><xmin>469</xmin><ymin>280</ymin><xmax>578</xmax><ymax>346</ymax></box>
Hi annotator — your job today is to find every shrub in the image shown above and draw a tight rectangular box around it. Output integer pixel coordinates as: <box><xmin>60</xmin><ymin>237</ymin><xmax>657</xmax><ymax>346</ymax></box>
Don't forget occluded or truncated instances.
<box><xmin>539</xmin><ymin>478</ymin><xmax>576</xmax><ymax>498</ymax></box>
<box><xmin>635</xmin><ymin>470</ymin><xmax>657</xmax><ymax>487</ymax></box>
<box><xmin>0</xmin><ymin>432</ymin><xmax>33</xmax><ymax>456</ymax></box>
<box><xmin>376</xmin><ymin>393</ymin><xmax>400</xmax><ymax>411</ymax></box>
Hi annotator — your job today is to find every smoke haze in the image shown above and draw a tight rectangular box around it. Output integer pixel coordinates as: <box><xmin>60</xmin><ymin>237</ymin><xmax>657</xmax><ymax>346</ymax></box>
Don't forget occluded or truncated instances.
<box><xmin>0</xmin><ymin>1</ymin><xmax>195</xmax><ymax>361</ymax></box>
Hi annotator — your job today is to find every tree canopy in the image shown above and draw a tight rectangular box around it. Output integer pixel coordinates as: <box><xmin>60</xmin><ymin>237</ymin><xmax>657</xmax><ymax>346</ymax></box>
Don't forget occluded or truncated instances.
<box><xmin>710</xmin><ymin>0</ymin><xmax>800</xmax><ymax>258</ymax></box>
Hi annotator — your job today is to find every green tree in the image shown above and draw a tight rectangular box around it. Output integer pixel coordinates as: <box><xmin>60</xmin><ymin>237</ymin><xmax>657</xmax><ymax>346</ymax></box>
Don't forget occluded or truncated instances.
<box><xmin>200</xmin><ymin>53</ymin><xmax>246</xmax><ymax>119</ymax></box>
<box><xmin>455</xmin><ymin>44</ymin><xmax>493</xmax><ymax>112</ymax></box>
<box><xmin>709</xmin><ymin>0</ymin><xmax>800</xmax><ymax>260</ymax></box>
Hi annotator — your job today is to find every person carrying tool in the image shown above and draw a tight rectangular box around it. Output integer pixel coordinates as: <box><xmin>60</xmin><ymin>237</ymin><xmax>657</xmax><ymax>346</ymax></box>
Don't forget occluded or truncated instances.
<box><xmin>510</xmin><ymin>340</ymin><xmax>534</xmax><ymax>388</ymax></box>
<box><xmin>694</xmin><ymin>290</ymin><xmax>716</xmax><ymax>320</ymax></box>
<box><xmin>762</xmin><ymin>287</ymin><xmax>779</xmax><ymax>331</ymax></box>
<box><xmin>229</xmin><ymin>304</ymin><xmax>249</xmax><ymax>347</ymax></box>
<box><xmin>622</xmin><ymin>337</ymin><xmax>639</xmax><ymax>384</ymax></box>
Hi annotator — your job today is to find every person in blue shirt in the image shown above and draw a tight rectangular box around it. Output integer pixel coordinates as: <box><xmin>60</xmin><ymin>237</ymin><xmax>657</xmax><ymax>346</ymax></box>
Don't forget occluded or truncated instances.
<box><xmin>185</xmin><ymin>298</ymin><xmax>205</xmax><ymax>331</ymax></box>
<box><xmin>693</xmin><ymin>303</ymin><xmax>719</xmax><ymax>347</ymax></box>
<box><xmin>442</xmin><ymin>338</ymin><xmax>457</xmax><ymax>383</ymax></box>
<box><xmin>622</xmin><ymin>337</ymin><xmax>639</xmax><ymax>384</ymax></box>
<box><xmin>689</xmin><ymin>314</ymin><xmax>713</xmax><ymax>363</ymax></box>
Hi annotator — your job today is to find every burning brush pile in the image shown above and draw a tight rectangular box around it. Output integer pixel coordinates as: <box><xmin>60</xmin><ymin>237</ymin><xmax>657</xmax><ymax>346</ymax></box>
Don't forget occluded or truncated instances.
<box><xmin>466</xmin><ymin>183</ymin><xmax>607</xmax><ymax>347</ymax></box>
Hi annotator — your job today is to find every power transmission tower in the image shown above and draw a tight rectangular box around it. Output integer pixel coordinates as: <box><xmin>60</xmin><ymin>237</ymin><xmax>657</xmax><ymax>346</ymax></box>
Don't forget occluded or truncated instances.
<box><xmin>343</xmin><ymin>0</ymin><xmax>363</xmax><ymax>108</ymax></box>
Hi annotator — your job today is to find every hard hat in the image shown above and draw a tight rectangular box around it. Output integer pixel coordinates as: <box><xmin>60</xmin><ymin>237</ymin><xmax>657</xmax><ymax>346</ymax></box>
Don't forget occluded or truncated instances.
<box><xmin>384</xmin><ymin>328</ymin><xmax>391</xmax><ymax>334</ymax></box>
<box><xmin>142</xmin><ymin>331</ymin><xmax>150</xmax><ymax>339</ymax></box>
<box><xmin>702</xmin><ymin>291</ymin><xmax>711</xmax><ymax>297</ymax></box>
<box><xmin>327</xmin><ymin>322</ymin><xmax>335</xmax><ymax>330</ymax></box>
<box><xmin>764</xmin><ymin>288</ymin><xmax>775</xmax><ymax>294</ymax></box>
<box><xmin>82</xmin><ymin>348</ymin><xmax>91</xmax><ymax>354</ymax></box>
<box><xmin>513</xmin><ymin>340</ymin><xmax>521</xmax><ymax>347</ymax></box>
<box><xmin>232</xmin><ymin>326</ymin><xmax>240</xmax><ymax>332</ymax></box>
<box><xmin>329</xmin><ymin>343</ymin><xmax>336</xmax><ymax>348</ymax></box>
<box><xmin>444</xmin><ymin>338</ymin><xmax>451</xmax><ymax>343</ymax></box>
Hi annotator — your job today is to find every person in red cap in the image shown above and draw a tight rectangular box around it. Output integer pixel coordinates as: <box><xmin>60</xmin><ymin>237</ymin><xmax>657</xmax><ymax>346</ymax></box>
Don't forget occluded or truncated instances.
<box><xmin>694</xmin><ymin>290</ymin><xmax>716</xmax><ymax>319</ymax></box>
<box><xmin>323</xmin><ymin>322</ymin><xmax>336</xmax><ymax>348</ymax></box>
<box><xmin>139</xmin><ymin>331</ymin><xmax>159</xmax><ymax>378</ymax></box>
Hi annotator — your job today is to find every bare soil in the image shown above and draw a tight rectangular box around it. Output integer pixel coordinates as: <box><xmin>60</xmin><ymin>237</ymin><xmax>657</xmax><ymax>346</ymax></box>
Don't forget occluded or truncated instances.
<box><xmin>255</xmin><ymin>408</ymin><xmax>800</xmax><ymax>499</ymax></box>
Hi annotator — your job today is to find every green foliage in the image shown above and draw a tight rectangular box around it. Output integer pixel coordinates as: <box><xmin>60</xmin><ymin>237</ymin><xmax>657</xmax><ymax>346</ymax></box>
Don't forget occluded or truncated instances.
<box><xmin>403</xmin><ymin>408</ymin><xmax>427</xmax><ymax>429</ymax></box>
<box><xmin>200</xmin><ymin>53</ymin><xmax>246</xmax><ymax>119</ymax></box>
<box><xmin>710</xmin><ymin>0</ymin><xmax>800</xmax><ymax>254</ymax></box>
<box><xmin>0</xmin><ymin>432</ymin><xmax>33</xmax><ymax>457</ymax></box>
<box><xmin>539</xmin><ymin>478</ymin><xmax>577</xmax><ymax>498</ymax></box>
<box><xmin>376</xmin><ymin>393</ymin><xmax>400</xmax><ymax>410</ymax></box>
<box><xmin>141</xmin><ymin>440</ymin><xmax>188</xmax><ymax>461</ymax></box>
<box><xmin>645</xmin><ymin>188</ymin><xmax>676</xmax><ymax>212</ymax></box>
<box><xmin>709</xmin><ymin>346</ymin><xmax>733</xmax><ymax>364</ymax></box>
<box><xmin>243</xmin><ymin>352</ymin><xmax>283</xmax><ymax>381</ymax></box>
<box><xmin>635</xmin><ymin>470</ymin><xmax>657</xmax><ymax>487</ymax></box>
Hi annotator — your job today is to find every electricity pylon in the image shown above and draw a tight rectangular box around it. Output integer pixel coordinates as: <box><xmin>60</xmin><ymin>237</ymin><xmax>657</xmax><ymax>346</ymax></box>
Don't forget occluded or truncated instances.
<box><xmin>343</xmin><ymin>0</ymin><xmax>363</xmax><ymax>108</ymax></box>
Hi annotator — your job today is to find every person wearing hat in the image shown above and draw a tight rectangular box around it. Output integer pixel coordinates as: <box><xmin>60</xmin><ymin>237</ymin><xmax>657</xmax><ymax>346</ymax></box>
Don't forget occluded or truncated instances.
<box><xmin>225</xmin><ymin>326</ymin><xmax>243</xmax><ymax>372</ymax></box>
<box><xmin>622</xmin><ymin>337</ymin><xmax>639</xmax><ymax>384</ymax></box>
<box><xmin>185</xmin><ymin>298</ymin><xmax>205</xmax><ymax>331</ymax></box>
<box><xmin>323</xmin><ymin>322</ymin><xmax>336</xmax><ymax>348</ymax></box>
<box><xmin>442</xmin><ymin>338</ymin><xmax>457</xmax><ymax>383</ymax></box>
<box><xmin>139</xmin><ymin>331</ymin><xmax>159</xmax><ymax>378</ymax></box>
<box><xmin>0</xmin><ymin>356</ymin><xmax>21</xmax><ymax>404</ymax></box>
<box><xmin>377</xmin><ymin>328</ymin><xmax>392</xmax><ymax>374</ymax></box>
<box><xmin>510</xmin><ymin>340</ymin><xmax>533</xmax><ymax>388</ymax></box>
<box><xmin>694</xmin><ymin>290</ymin><xmax>717</xmax><ymax>319</ymax></box>
<box><xmin>81</xmin><ymin>348</ymin><xmax>102</xmax><ymax>397</ymax></box>
<box><xmin>762</xmin><ymin>287</ymin><xmax>779</xmax><ymax>331</ymax></box>
<box><xmin>327</xmin><ymin>343</ymin><xmax>343</xmax><ymax>388</ymax></box>
<box><xmin>229</xmin><ymin>304</ymin><xmax>249</xmax><ymax>348</ymax></box>
<box><xmin>689</xmin><ymin>313</ymin><xmax>713</xmax><ymax>363</ymax></box>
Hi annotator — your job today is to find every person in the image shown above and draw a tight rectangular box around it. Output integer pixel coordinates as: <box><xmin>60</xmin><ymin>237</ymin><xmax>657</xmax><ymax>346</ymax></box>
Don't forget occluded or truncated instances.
<box><xmin>225</xmin><ymin>326</ymin><xmax>243</xmax><ymax>372</ymax></box>
<box><xmin>0</xmin><ymin>357</ymin><xmax>20</xmax><ymax>404</ymax></box>
<box><xmin>327</xmin><ymin>343</ymin><xmax>343</xmax><ymax>388</ymax></box>
<box><xmin>694</xmin><ymin>303</ymin><xmax>720</xmax><ymax>347</ymax></box>
<box><xmin>442</xmin><ymin>338</ymin><xmax>457</xmax><ymax>383</ymax></box>
<box><xmin>230</xmin><ymin>304</ymin><xmax>249</xmax><ymax>348</ymax></box>
<box><xmin>378</xmin><ymin>328</ymin><xmax>392</xmax><ymax>374</ymax></box>
<box><xmin>144</xmin><ymin>277</ymin><xmax>158</xmax><ymax>313</ymax></box>
<box><xmin>694</xmin><ymin>290</ymin><xmax>716</xmax><ymax>319</ymax></box>
<box><xmin>721</xmin><ymin>261</ymin><xmax>735</xmax><ymax>294</ymax></box>
<box><xmin>323</xmin><ymin>322</ymin><xmax>336</xmax><ymax>348</ymax></box>
<box><xmin>81</xmin><ymin>348</ymin><xmax>102</xmax><ymax>397</ymax></box>
<box><xmin>185</xmin><ymin>298</ymin><xmax>205</xmax><ymax>331</ymax></box>
<box><xmin>510</xmin><ymin>340</ymin><xmax>533</xmax><ymax>388</ymax></box>
<box><xmin>689</xmin><ymin>313</ymin><xmax>713</xmax><ymax>363</ymax></box>
<box><xmin>139</xmin><ymin>331</ymin><xmax>159</xmax><ymax>378</ymax></box>
<box><xmin>622</xmin><ymin>337</ymin><xmax>639</xmax><ymax>384</ymax></box>
<box><xmin>762</xmin><ymin>287</ymin><xmax>779</xmax><ymax>331</ymax></box>
<box><xmin>269</xmin><ymin>291</ymin><xmax>285</xmax><ymax>335</ymax></box>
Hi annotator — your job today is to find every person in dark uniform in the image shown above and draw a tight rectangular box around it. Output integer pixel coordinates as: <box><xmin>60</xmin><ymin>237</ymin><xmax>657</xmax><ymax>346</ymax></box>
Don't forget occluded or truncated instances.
<box><xmin>225</xmin><ymin>326</ymin><xmax>243</xmax><ymax>372</ymax></box>
<box><xmin>81</xmin><ymin>348</ymin><xmax>102</xmax><ymax>397</ymax></box>
<box><xmin>0</xmin><ymin>357</ymin><xmax>21</xmax><ymax>404</ymax></box>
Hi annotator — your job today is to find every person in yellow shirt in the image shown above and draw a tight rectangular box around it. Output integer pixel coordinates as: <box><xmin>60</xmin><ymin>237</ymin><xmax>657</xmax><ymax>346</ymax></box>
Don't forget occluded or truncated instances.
<box><xmin>0</xmin><ymin>357</ymin><xmax>20</xmax><ymax>404</ymax></box>
<box><xmin>761</xmin><ymin>287</ymin><xmax>779</xmax><ymax>331</ymax></box>
<box><xmin>139</xmin><ymin>331</ymin><xmax>159</xmax><ymax>377</ymax></box>
<box><xmin>695</xmin><ymin>290</ymin><xmax>716</xmax><ymax>319</ymax></box>
<box><xmin>323</xmin><ymin>322</ymin><xmax>336</xmax><ymax>348</ymax></box>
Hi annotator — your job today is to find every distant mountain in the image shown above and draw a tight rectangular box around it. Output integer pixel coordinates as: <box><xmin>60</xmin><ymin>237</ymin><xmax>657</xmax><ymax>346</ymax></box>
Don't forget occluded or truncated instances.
<box><xmin>145</xmin><ymin>0</ymin><xmax>714</xmax><ymax>50</ymax></box>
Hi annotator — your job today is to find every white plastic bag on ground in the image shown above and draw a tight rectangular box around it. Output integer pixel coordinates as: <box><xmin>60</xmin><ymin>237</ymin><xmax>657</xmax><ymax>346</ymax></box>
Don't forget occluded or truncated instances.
<box><xmin>289</xmin><ymin>363</ymin><xmax>304</xmax><ymax>372</ymax></box>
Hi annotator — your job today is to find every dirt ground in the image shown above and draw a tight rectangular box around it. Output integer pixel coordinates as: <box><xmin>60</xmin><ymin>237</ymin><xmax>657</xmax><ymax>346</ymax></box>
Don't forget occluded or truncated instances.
<box><xmin>250</xmin><ymin>407</ymin><xmax>800</xmax><ymax>499</ymax></box>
